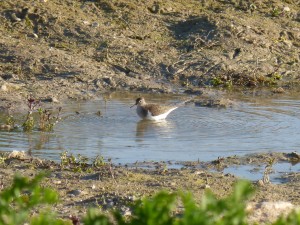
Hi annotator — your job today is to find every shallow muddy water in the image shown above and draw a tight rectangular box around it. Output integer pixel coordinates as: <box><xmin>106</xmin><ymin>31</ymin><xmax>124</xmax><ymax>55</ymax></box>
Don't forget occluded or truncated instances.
<box><xmin>0</xmin><ymin>92</ymin><xmax>300</xmax><ymax>181</ymax></box>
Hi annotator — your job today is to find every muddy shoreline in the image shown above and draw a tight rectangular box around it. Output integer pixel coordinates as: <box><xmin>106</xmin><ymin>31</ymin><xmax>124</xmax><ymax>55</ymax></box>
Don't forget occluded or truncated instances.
<box><xmin>0</xmin><ymin>151</ymin><xmax>299</xmax><ymax>224</ymax></box>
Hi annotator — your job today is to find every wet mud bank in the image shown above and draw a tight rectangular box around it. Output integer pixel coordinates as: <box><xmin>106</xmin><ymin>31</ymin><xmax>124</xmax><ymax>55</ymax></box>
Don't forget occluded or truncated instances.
<box><xmin>0</xmin><ymin>151</ymin><xmax>299</xmax><ymax>223</ymax></box>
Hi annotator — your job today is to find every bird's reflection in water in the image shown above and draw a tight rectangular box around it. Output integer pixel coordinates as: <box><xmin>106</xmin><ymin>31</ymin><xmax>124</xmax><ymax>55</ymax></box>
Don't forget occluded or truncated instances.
<box><xmin>135</xmin><ymin>119</ymin><xmax>175</xmax><ymax>140</ymax></box>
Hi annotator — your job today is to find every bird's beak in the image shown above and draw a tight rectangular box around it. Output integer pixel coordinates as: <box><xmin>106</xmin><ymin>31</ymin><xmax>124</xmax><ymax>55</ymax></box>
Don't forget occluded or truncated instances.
<box><xmin>130</xmin><ymin>103</ymin><xmax>136</xmax><ymax>108</ymax></box>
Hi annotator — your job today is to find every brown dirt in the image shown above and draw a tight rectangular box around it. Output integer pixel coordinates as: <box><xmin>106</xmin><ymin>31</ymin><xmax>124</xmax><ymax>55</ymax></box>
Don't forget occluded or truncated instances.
<box><xmin>0</xmin><ymin>152</ymin><xmax>299</xmax><ymax>224</ymax></box>
<box><xmin>0</xmin><ymin>0</ymin><xmax>300</xmax><ymax>105</ymax></box>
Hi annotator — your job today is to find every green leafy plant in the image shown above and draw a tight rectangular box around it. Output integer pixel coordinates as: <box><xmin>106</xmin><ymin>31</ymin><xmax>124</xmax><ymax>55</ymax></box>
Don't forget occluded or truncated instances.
<box><xmin>60</xmin><ymin>151</ymin><xmax>90</xmax><ymax>172</ymax></box>
<box><xmin>38</xmin><ymin>107</ymin><xmax>62</xmax><ymax>132</ymax></box>
<box><xmin>83</xmin><ymin>180</ymin><xmax>254</xmax><ymax>225</ymax></box>
<box><xmin>20</xmin><ymin>97</ymin><xmax>62</xmax><ymax>132</ymax></box>
<box><xmin>93</xmin><ymin>155</ymin><xmax>106</xmax><ymax>168</ymax></box>
<box><xmin>270</xmin><ymin>7</ymin><xmax>280</xmax><ymax>17</ymax></box>
<box><xmin>0</xmin><ymin>173</ymin><xmax>64</xmax><ymax>225</ymax></box>
<box><xmin>211</xmin><ymin>76</ymin><xmax>223</xmax><ymax>86</ymax></box>
<box><xmin>22</xmin><ymin>97</ymin><xmax>40</xmax><ymax>132</ymax></box>
<box><xmin>5</xmin><ymin>115</ymin><xmax>15</xmax><ymax>127</ymax></box>
<box><xmin>1</xmin><ymin>175</ymin><xmax>300</xmax><ymax>225</ymax></box>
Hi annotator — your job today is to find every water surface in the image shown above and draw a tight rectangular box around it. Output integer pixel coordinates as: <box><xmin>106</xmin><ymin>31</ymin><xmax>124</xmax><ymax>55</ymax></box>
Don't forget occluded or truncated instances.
<box><xmin>0</xmin><ymin>92</ymin><xmax>300</xmax><ymax>181</ymax></box>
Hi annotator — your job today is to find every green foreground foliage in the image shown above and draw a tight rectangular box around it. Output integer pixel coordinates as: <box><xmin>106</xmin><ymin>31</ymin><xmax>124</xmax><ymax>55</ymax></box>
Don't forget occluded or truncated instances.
<box><xmin>1</xmin><ymin>174</ymin><xmax>300</xmax><ymax>225</ymax></box>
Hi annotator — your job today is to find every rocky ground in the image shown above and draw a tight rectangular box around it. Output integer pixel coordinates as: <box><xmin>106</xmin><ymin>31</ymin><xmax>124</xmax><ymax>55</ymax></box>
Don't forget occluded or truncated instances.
<box><xmin>0</xmin><ymin>151</ymin><xmax>300</xmax><ymax>224</ymax></box>
<box><xmin>0</xmin><ymin>0</ymin><xmax>300</xmax><ymax>104</ymax></box>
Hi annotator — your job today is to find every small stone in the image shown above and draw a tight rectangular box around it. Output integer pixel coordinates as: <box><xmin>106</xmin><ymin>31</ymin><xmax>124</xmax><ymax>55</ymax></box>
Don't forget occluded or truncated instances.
<box><xmin>200</xmin><ymin>184</ymin><xmax>210</xmax><ymax>189</ymax></box>
<box><xmin>1</xmin><ymin>82</ymin><xmax>21</xmax><ymax>92</ymax></box>
<box><xmin>257</xmin><ymin>180</ymin><xmax>264</xmax><ymax>186</ymax></box>
<box><xmin>1</xmin><ymin>84</ymin><xmax>7</xmax><ymax>91</ymax></box>
<box><xmin>41</xmin><ymin>96</ymin><xmax>59</xmax><ymax>103</ymax></box>
<box><xmin>53</xmin><ymin>180</ymin><xmax>62</xmax><ymax>185</ymax></box>
<box><xmin>272</xmin><ymin>87</ymin><xmax>285</xmax><ymax>94</ymax></box>
<box><xmin>91</xmin><ymin>22</ymin><xmax>99</xmax><ymax>28</ymax></box>
<box><xmin>121</xmin><ymin>207</ymin><xmax>132</xmax><ymax>216</ymax></box>
<box><xmin>8</xmin><ymin>151</ymin><xmax>26</xmax><ymax>159</ymax></box>
<box><xmin>170</xmin><ymin>182</ymin><xmax>176</xmax><ymax>186</ymax></box>
<box><xmin>283</xmin><ymin>6</ymin><xmax>290</xmax><ymax>12</ymax></box>
<box><xmin>194</xmin><ymin>170</ymin><xmax>205</xmax><ymax>175</ymax></box>
<box><xmin>0</xmin><ymin>124</ymin><xmax>12</xmax><ymax>130</ymax></box>
<box><xmin>1</xmin><ymin>74</ymin><xmax>14</xmax><ymax>80</ymax></box>
<box><xmin>106</xmin><ymin>200</ymin><xmax>114</xmax><ymax>208</ymax></box>
<box><xmin>128</xmin><ymin>195</ymin><xmax>137</xmax><ymax>201</ymax></box>
<box><xmin>68</xmin><ymin>190</ymin><xmax>82</xmax><ymax>196</ymax></box>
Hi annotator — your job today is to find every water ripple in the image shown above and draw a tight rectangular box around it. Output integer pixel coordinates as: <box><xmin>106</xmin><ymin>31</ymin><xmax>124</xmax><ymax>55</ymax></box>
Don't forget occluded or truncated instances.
<box><xmin>0</xmin><ymin>95</ymin><xmax>300</xmax><ymax>164</ymax></box>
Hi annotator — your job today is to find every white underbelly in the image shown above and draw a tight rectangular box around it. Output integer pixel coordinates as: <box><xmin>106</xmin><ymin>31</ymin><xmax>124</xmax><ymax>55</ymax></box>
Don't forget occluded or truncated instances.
<box><xmin>145</xmin><ymin>108</ymin><xmax>177</xmax><ymax>120</ymax></box>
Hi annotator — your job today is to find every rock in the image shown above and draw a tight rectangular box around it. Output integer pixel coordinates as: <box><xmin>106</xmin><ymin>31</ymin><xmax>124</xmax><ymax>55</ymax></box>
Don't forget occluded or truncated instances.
<box><xmin>1</xmin><ymin>82</ymin><xmax>22</xmax><ymax>92</ymax></box>
<box><xmin>170</xmin><ymin>182</ymin><xmax>176</xmax><ymax>186</ymax></box>
<box><xmin>41</xmin><ymin>96</ymin><xmax>59</xmax><ymax>103</ymax></box>
<box><xmin>102</xmin><ymin>77</ymin><xmax>116</xmax><ymax>87</ymax></box>
<box><xmin>200</xmin><ymin>184</ymin><xmax>210</xmax><ymax>189</ymax></box>
<box><xmin>68</xmin><ymin>189</ymin><xmax>82</xmax><ymax>196</ymax></box>
<box><xmin>1</xmin><ymin>84</ymin><xmax>7</xmax><ymax>91</ymax></box>
<box><xmin>53</xmin><ymin>180</ymin><xmax>62</xmax><ymax>185</ymax></box>
<box><xmin>106</xmin><ymin>199</ymin><xmax>114</xmax><ymax>208</ymax></box>
<box><xmin>1</xmin><ymin>74</ymin><xmax>14</xmax><ymax>80</ymax></box>
<box><xmin>257</xmin><ymin>179</ymin><xmax>264</xmax><ymax>186</ymax></box>
<box><xmin>0</xmin><ymin>124</ymin><xmax>12</xmax><ymax>130</ymax></box>
<box><xmin>8</xmin><ymin>150</ymin><xmax>26</xmax><ymax>159</ymax></box>
<box><xmin>128</xmin><ymin>195</ymin><xmax>137</xmax><ymax>201</ymax></box>
<box><xmin>272</xmin><ymin>87</ymin><xmax>285</xmax><ymax>93</ymax></box>
<box><xmin>121</xmin><ymin>207</ymin><xmax>132</xmax><ymax>216</ymax></box>
<box><xmin>91</xmin><ymin>22</ymin><xmax>99</xmax><ymax>28</ymax></box>
<box><xmin>194</xmin><ymin>170</ymin><xmax>205</xmax><ymax>175</ymax></box>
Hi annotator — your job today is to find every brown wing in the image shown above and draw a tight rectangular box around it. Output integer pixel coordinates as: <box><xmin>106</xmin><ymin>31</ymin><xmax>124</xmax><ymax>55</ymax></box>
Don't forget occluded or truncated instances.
<box><xmin>144</xmin><ymin>104</ymin><xmax>174</xmax><ymax>116</ymax></box>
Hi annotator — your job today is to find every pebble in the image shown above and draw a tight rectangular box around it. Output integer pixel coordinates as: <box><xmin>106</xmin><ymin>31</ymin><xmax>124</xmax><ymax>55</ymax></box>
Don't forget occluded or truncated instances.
<box><xmin>106</xmin><ymin>199</ymin><xmax>114</xmax><ymax>208</ymax></box>
<box><xmin>194</xmin><ymin>170</ymin><xmax>205</xmax><ymax>175</ymax></box>
<box><xmin>128</xmin><ymin>195</ymin><xmax>137</xmax><ymax>201</ymax></box>
<box><xmin>41</xmin><ymin>96</ymin><xmax>59</xmax><ymax>103</ymax></box>
<box><xmin>1</xmin><ymin>84</ymin><xmax>7</xmax><ymax>91</ymax></box>
<box><xmin>53</xmin><ymin>180</ymin><xmax>62</xmax><ymax>185</ymax></box>
<box><xmin>8</xmin><ymin>150</ymin><xmax>26</xmax><ymax>159</ymax></box>
<box><xmin>121</xmin><ymin>207</ymin><xmax>132</xmax><ymax>216</ymax></box>
<box><xmin>91</xmin><ymin>22</ymin><xmax>99</xmax><ymax>28</ymax></box>
<box><xmin>170</xmin><ymin>182</ymin><xmax>176</xmax><ymax>186</ymax></box>
<box><xmin>0</xmin><ymin>124</ymin><xmax>12</xmax><ymax>130</ymax></box>
<box><xmin>200</xmin><ymin>184</ymin><xmax>210</xmax><ymax>189</ymax></box>
<box><xmin>257</xmin><ymin>180</ymin><xmax>264</xmax><ymax>186</ymax></box>
<box><xmin>68</xmin><ymin>189</ymin><xmax>82</xmax><ymax>196</ymax></box>
<box><xmin>272</xmin><ymin>87</ymin><xmax>285</xmax><ymax>94</ymax></box>
<box><xmin>1</xmin><ymin>83</ymin><xmax>22</xmax><ymax>92</ymax></box>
